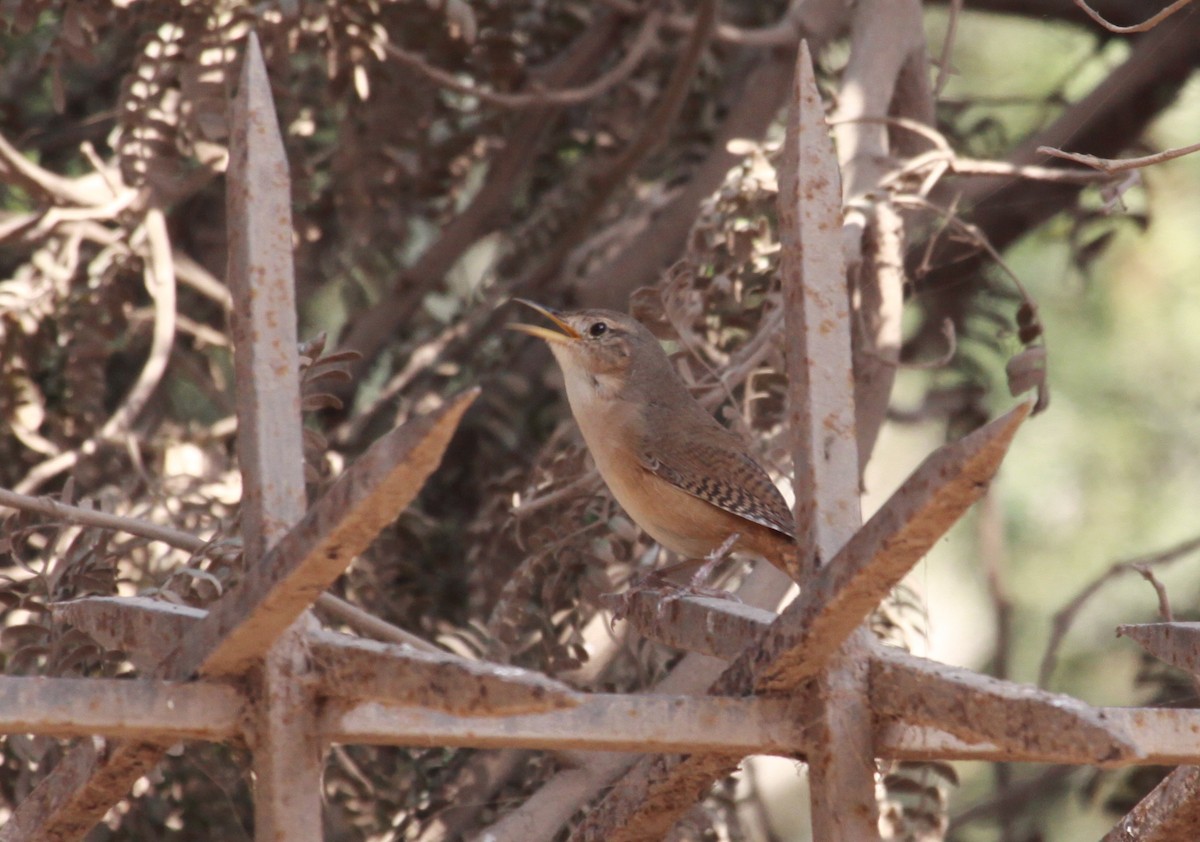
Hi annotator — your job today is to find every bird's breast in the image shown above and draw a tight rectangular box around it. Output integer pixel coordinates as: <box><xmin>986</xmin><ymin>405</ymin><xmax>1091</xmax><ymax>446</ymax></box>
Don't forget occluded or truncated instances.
<box><xmin>569</xmin><ymin>404</ymin><xmax>743</xmax><ymax>557</ymax></box>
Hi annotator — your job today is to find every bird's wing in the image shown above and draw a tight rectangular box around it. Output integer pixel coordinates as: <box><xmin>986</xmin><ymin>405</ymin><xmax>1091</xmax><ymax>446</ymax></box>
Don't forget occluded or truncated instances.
<box><xmin>638</xmin><ymin>434</ymin><xmax>795</xmax><ymax>539</ymax></box>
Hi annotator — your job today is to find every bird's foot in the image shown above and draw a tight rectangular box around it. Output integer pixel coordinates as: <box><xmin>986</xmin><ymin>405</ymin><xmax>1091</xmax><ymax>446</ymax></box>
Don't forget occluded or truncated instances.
<box><xmin>604</xmin><ymin>536</ymin><xmax>745</xmax><ymax>623</ymax></box>
<box><xmin>603</xmin><ymin>572</ymin><xmax>673</xmax><ymax>624</ymax></box>
<box><xmin>603</xmin><ymin>571</ymin><xmax>742</xmax><ymax>625</ymax></box>
<box><xmin>657</xmin><ymin>580</ymin><xmax>741</xmax><ymax>610</ymax></box>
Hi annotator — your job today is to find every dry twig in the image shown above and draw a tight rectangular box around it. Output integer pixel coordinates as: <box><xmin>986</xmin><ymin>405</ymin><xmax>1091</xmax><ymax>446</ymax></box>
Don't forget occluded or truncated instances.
<box><xmin>14</xmin><ymin>207</ymin><xmax>177</xmax><ymax>496</ymax></box>
<box><xmin>1038</xmin><ymin>141</ymin><xmax>1200</xmax><ymax>174</ymax></box>
<box><xmin>0</xmin><ymin>485</ymin><xmax>443</xmax><ymax>655</ymax></box>
<box><xmin>378</xmin><ymin>10</ymin><xmax>663</xmax><ymax>109</ymax></box>
<box><xmin>1072</xmin><ymin>0</ymin><xmax>1194</xmax><ymax>33</ymax></box>
<box><xmin>1038</xmin><ymin>535</ymin><xmax>1200</xmax><ymax>688</ymax></box>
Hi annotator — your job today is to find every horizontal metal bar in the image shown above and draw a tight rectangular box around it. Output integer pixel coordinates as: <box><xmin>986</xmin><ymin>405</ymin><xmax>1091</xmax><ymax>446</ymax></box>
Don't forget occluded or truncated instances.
<box><xmin>6</xmin><ymin>673</ymin><xmax>1200</xmax><ymax>770</ymax></box>
<box><xmin>882</xmin><ymin>708</ymin><xmax>1200</xmax><ymax>767</ymax></box>
<box><xmin>0</xmin><ymin>676</ymin><xmax>242</xmax><ymax>742</ymax></box>
<box><xmin>324</xmin><ymin>694</ymin><xmax>806</xmax><ymax>755</ymax></box>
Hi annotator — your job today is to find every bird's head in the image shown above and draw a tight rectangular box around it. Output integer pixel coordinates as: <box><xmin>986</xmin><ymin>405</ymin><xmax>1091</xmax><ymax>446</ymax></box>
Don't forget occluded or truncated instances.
<box><xmin>508</xmin><ymin>299</ymin><xmax>664</xmax><ymax>399</ymax></box>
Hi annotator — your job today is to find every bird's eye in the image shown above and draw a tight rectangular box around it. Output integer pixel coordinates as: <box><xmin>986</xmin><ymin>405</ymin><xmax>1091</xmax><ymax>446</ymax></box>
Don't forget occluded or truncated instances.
<box><xmin>587</xmin><ymin>321</ymin><xmax>608</xmax><ymax>338</ymax></box>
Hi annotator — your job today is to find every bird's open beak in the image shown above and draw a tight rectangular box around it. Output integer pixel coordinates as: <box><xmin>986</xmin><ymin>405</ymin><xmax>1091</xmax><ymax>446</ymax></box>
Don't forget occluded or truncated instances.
<box><xmin>507</xmin><ymin>299</ymin><xmax>581</xmax><ymax>344</ymax></box>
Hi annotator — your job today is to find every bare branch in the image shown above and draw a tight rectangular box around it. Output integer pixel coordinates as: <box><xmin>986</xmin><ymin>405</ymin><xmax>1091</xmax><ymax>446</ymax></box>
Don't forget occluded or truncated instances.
<box><xmin>378</xmin><ymin>10</ymin><xmax>663</xmax><ymax>108</ymax></box>
<box><xmin>0</xmin><ymin>486</ymin><xmax>448</xmax><ymax>654</ymax></box>
<box><xmin>1038</xmin><ymin>139</ymin><xmax>1200</xmax><ymax>173</ymax></box>
<box><xmin>1072</xmin><ymin>0</ymin><xmax>1194</xmax><ymax>33</ymax></box>
<box><xmin>516</xmin><ymin>0</ymin><xmax>719</xmax><ymax>296</ymax></box>
<box><xmin>1039</xmin><ymin>534</ymin><xmax>1200</xmax><ymax>688</ymax></box>
<box><xmin>13</xmin><ymin>207</ymin><xmax>178</xmax><ymax>496</ymax></box>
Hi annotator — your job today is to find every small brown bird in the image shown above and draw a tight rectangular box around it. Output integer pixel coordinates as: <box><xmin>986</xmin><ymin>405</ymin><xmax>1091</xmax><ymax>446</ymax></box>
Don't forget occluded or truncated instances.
<box><xmin>510</xmin><ymin>299</ymin><xmax>798</xmax><ymax>585</ymax></box>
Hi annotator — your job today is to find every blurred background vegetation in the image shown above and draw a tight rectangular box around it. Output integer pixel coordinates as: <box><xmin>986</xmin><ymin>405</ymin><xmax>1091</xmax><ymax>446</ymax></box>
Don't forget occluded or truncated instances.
<box><xmin>1</xmin><ymin>1</ymin><xmax>1198</xmax><ymax>840</ymax></box>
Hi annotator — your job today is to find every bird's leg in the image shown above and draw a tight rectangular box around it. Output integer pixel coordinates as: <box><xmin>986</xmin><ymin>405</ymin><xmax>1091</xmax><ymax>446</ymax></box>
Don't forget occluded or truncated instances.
<box><xmin>647</xmin><ymin>533</ymin><xmax>748</xmax><ymax>616</ymax></box>
<box><xmin>688</xmin><ymin>531</ymin><xmax>741</xmax><ymax>591</ymax></box>
<box><xmin>607</xmin><ymin>537</ymin><xmax>744</xmax><ymax>622</ymax></box>
<box><xmin>631</xmin><ymin>557</ymin><xmax>703</xmax><ymax>589</ymax></box>
<box><xmin>634</xmin><ymin>534</ymin><xmax>741</xmax><ymax>596</ymax></box>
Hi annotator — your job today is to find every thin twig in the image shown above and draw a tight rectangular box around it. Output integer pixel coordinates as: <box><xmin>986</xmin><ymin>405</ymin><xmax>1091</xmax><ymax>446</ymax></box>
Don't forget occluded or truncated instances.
<box><xmin>932</xmin><ymin>0</ymin><xmax>963</xmax><ymax>98</ymax></box>
<box><xmin>837</xmin><ymin>115</ymin><xmax>1122</xmax><ymax>190</ymax></box>
<box><xmin>1072</xmin><ymin>0</ymin><xmax>1194</xmax><ymax>33</ymax></box>
<box><xmin>946</xmin><ymin>156</ymin><xmax>1119</xmax><ymax>184</ymax></box>
<box><xmin>511</xmin><ymin>471</ymin><xmax>603</xmax><ymax>517</ymax></box>
<box><xmin>1132</xmin><ymin>564</ymin><xmax>1174</xmax><ymax>622</ymax></box>
<box><xmin>0</xmin><ymin>485</ymin><xmax>447</xmax><ymax>654</ymax></box>
<box><xmin>378</xmin><ymin>9</ymin><xmax>662</xmax><ymax>109</ymax></box>
<box><xmin>14</xmin><ymin>207</ymin><xmax>178</xmax><ymax>496</ymax></box>
<box><xmin>515</xmin><ymin>0</ymin><xmax>719</xmax><ymax>296</ymax></box>
<box><xmin>336</xmin><ymin>316</ymin><xmax>472</xmax><ymax>447</ymax></box>
<box><xmin>598</xmin><ymin>0</ymin><xmax>804</xmax><ymax>47</ymax></box>
<box><xmin>879</xmin><ymin>318</ymin><xmax>955</xmax><ymax>370</ymax></box>
<box><xmin>0</xmin><ymin>487</ymin><xmax>206</xmax><ymax>552</ymax></box>
<box><xmin>1038</xmin><ymin>534</ymin><xmax>1200</xmax><ymax>688</ymax></box>
<box><xmin>1038</xmin><ymin>140</ymin><xmax>1200</xmax><ymax>173</ymax></box>
<box><xmin>313</xmin><ymin>593</ymin><xmax>448</xmax><ymax>655</ymax></box>
<box><xmin>893</xmin><ymin>192</ymin><xmax>1050</xmax><ymax>413</ymax></box>
<box><xmin>174</xmin><ymin>252</ymin><xmax>233</xmax><ymax>310</ymax></box>
<box><xmin>0</xmin><ymin>128</ymin><xmax>116</xmax><ymax>207</ymax></box>
<box><xmin>892</xmin><ymin>194</ymin><xmax>1033</xmax><ymax>292</ymax></box>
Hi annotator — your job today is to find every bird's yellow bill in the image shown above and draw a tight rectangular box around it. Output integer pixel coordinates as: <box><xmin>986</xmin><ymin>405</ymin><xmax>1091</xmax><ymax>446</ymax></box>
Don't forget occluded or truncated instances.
<box><xmin>507</xmin><ymin>298</ymin><xmax>581</xmax><ymax>343</ymax></box>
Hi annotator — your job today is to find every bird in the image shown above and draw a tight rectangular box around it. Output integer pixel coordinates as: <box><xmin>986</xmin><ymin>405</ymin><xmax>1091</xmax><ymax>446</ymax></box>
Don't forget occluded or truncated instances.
<box><xmin>509</xmin><ymin>299</ymin><xmax>799</xmax><ymax>588</ymax></box>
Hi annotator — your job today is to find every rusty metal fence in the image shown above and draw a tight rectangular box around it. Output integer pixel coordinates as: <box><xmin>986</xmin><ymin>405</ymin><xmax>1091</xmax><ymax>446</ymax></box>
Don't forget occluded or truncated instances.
<box><xmin>1</xmin><ymin>32</ymin><xmax>1197</xmax><ymax>842</ymax></box>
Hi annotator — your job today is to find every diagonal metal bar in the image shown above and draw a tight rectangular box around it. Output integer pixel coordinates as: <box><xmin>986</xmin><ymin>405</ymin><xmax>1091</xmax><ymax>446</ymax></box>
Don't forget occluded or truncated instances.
<box><xmin>1118</xmin><ymin>622</ymin><xmax>1200</xmax><ymax>676</ymax></box>
<box><xmin>869</xmin><ymin>644</ymin><xmax>1138</xmax><ymax>764</ymax></box>
<box><xmin>309</xmin><ymin>630</ymin><xmax>577</xmax><ymax>716</ymax></box>
<box><xmin>1100</xmin><ymin>766</ymin><xmax>1200</xmax><ymax>842</ymax></box>
<box><xmin>0</xmin><ymin>738</ymin><xmax>167</xmax><ymax>842</ymax></box>
<box><xmin>170</xmin><ymin>386</ymin><xmax>477</xmax><ymax>680</ymax></box>
<box><xmin>54</xmin><ymin>595</ymin><xmax>575</xmax><ymax>717</ymax></box>
<box><xmin>49</xmin><ymin>388</ymin><xmax>477</xmax><ymax>685</ymax></box>
<box><xmin>718</xmin><ymin>403</ymin><xmax>1028</xmax><ymax>693</ymax></box>
<box><xmin>52</xmin><ymin>596</ymin><xmax>206</xmax><ymax>671</ymax></box>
